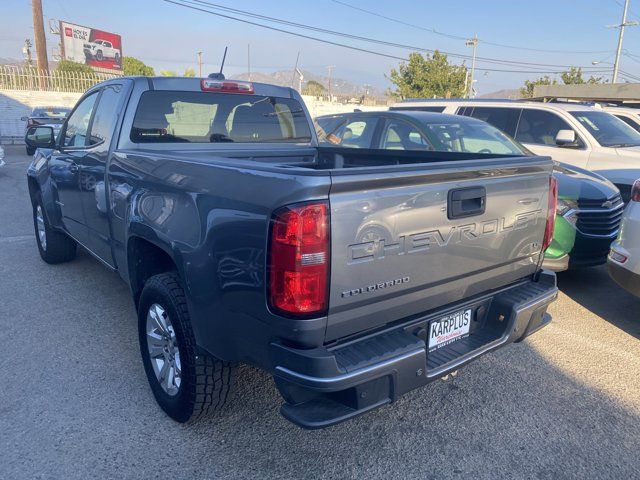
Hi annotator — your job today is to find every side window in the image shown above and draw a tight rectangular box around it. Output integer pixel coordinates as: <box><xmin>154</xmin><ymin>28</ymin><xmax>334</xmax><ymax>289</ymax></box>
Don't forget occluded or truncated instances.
<box><xmin>62</xmin><ymin>92</ymin><xmax>98</xmax><ymax>147</ymax></box>
<box><xmin>88</xmin><ymin>85</ymin><xmax>123</xmax><ymax>146</ymax></box>
<box><xmin>516</xmin><ymin>109</ymin><xmax>573</xmax><ymax>146</ymax></box>
<box><xmin>467</xmin><ymin>107</ymin><xmax>520</xmax><ymax>137</ymax></box>
<box><xmin>381</xmin><ymin>120</ymin><xmax>430</xmax><ymax>150</ymax></box>
<box><xmin>334</xmin><ymin>118</ymin><xmax>377</xmax><ymax>148</ymax></box>
<box><xmin>615</xmin><ymin>114</ymin><xmax>640</xmax><ymax>132</ymax></box>
<box><xmin>457</xmin><ymin>106</ymin><xmax>473</xmax><ymax>117</ymax></box>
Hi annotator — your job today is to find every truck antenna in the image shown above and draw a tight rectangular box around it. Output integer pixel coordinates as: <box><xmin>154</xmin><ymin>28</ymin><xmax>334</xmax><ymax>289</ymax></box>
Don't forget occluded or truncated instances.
<box><xmin>208</xmin><ymin>46</ymin><xmax>228</xmax><ymax>80</ymax></box>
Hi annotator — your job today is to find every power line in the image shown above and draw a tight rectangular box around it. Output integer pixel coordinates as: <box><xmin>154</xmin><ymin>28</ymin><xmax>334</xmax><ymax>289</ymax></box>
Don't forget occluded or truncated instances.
<box><xmin>331</xmin><ymin>0</ymin><xmax>614</xmax><ymax>55</ymax></box>
<box><xmin>164</xmin><ymin>0</ymin><xmax>613</xmax><ymax>71</ymax></box>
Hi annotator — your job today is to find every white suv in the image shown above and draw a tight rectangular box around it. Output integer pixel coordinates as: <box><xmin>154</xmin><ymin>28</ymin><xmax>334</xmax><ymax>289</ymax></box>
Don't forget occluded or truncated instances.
<box><xmin>392</xmin><ymin>100</ymin><xmax>640</xmax><ymax>201</ymax></box>
<box><xmin>608</xmin><ymin>179</ymin><xmax>640</xmax><ymax>297</ymax></box>
<box><xmin>601</xmin><ymin>105</ymin><xmax>640</xmax><ymax>132</ymax></box>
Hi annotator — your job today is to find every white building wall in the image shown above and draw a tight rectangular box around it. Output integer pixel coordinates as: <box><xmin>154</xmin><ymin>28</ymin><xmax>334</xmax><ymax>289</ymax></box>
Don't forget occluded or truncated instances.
<box><xmin>0</xmin><ymin>90</ymin><xmax>82</xmax><ymax>142</ymax></box>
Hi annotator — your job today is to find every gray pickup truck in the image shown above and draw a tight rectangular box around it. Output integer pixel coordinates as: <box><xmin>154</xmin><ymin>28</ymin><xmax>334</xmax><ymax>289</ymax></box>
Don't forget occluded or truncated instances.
<box><xmin>25</xmin><ymin>76</ymin><xmax>558</xmax><ymax>429</ymax></box>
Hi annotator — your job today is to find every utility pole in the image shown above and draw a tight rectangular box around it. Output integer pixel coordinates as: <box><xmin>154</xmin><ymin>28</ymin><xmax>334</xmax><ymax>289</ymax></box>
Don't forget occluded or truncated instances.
<box><xmin>31</xmin><ymin>0</ymin><xmax>49</xmax><ymax>73</ymax></box>
<box><xmin>291</xmin><ymin>51</ymin><xmax>300</xmax><ymax>88</ymax></box>
<box><xmin>197</xmin><ymin>51</ymin><xmax>202</xmax><ymax>77</ymax></box>
<box><xmin>611</xmin><ymin>0</ymin><xmax>638</xmax><ymax>83</ymax></box>
<box><xmin>247</xmin><ymin>44</ymin><xmax>251</xmax><ymax>81</ymax></box>
<box><xmin>465</xmin><ymin>34</ymin><xmax>478</xmax><ymax>98</ymax></box>
<box><xmin>23</xmin><ymin>39</ymin><xmax>33</xmax><ymax>67</ymax></box>
<box><xmin>326</xmin><ymin>65</ymin><xmax>335</xmax><ymax>100</ymax></box>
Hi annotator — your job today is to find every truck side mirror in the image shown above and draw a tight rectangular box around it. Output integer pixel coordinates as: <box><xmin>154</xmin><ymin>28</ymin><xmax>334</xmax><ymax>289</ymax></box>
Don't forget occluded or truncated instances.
<box><xmin>555</xmin><ymin>129</ymin><xmax>577</xmax><ymax>147</ymax></box>
<box><xmin>25</xmin><ymin>126</ymin><xmax>56</xmax><ymax>149</ymax></box>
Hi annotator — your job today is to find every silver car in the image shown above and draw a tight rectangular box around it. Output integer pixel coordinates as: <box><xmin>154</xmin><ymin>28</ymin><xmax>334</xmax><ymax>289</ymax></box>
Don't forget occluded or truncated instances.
<box><xmin>608</xmin><ymin>179</ymin><xmax>640</xmax><ymax>297</ymax></box>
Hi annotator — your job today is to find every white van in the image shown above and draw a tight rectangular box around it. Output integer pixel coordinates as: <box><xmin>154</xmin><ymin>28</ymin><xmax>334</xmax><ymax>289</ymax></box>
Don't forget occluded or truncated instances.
<box><xmin>392</xmin><ymin>99</ymin><xmax>640</xmax><ymax>201</ymax></box>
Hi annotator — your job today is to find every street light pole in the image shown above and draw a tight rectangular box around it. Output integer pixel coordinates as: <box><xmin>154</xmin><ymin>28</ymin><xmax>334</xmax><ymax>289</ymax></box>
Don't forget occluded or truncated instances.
<box><xmin>197</xmin><ymin>51</ymin><xmax>202</xmax><ymax>77</ymax></box>
<box><xmin>465</xmin><ymin>34</ymin><xmax>478</xmax><ymax>98</ymax></box>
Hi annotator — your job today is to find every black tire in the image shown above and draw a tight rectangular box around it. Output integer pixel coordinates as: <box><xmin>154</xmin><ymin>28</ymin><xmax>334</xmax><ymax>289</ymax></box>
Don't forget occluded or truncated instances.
<box><xmin>33</xmin><ymin>195</ymin><xmax>77</xmax><ymax>264</ymax></box>
<box><xmin>138</xmin><ymin>272</ymin><xmax>234</xmax><ymax>423</ymax></box>
<box><xmin>26</xmin><ymin>146</ymin><xmax>35</xmax><ymax>156</ymax></box>
<box><xmin>96</xmin><ymin>50</ymin><xmax>103</xmax><ymax>61</ymax></box>
<box><xmin>114</xmin><ymin>53</ymin><xmax>121</xmax><ymax>64</ymax></box>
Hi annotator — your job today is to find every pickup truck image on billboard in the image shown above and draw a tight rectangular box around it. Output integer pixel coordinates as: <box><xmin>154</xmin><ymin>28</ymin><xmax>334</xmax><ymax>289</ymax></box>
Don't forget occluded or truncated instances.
<box><xmin>59</xmin><ymin>21</ymin><xmax>122</xmax><ymax>72</ymax></box>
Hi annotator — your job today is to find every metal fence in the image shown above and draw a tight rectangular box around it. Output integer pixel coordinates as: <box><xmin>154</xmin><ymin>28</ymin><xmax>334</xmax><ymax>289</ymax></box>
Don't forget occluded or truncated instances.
<box><xmin>0</xmin><ymin>65</ymin><xmax>118</xmax><ymax>93</ymax></box>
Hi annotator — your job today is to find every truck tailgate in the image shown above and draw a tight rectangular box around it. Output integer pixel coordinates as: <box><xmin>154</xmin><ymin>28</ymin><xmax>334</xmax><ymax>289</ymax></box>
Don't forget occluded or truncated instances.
<box><xmin>326</xmin><ymin>157</ymin><xmax>553</xmax><ymax>342</ymax></box>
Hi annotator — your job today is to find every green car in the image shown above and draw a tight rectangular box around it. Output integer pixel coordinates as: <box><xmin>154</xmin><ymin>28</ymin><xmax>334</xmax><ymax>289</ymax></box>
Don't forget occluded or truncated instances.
<box><xmin>543</xmin><ymin>163</ymin><xmax>623</xmax><ymax>272</ymax></box>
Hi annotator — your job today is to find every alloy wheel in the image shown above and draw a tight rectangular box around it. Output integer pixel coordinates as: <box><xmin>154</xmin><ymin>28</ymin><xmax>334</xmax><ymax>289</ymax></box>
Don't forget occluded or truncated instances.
<box><xmin>146</xmin><ymin>303</ymin><xmax>182</xmax><ymax>396</ymax></box>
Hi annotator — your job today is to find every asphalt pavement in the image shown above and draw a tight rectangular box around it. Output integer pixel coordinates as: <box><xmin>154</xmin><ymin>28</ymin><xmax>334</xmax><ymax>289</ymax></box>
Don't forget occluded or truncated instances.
<box><xmin>1</xmin><ymin>145</ymin><xmax>639</xmax><ymax>480</ymax></box>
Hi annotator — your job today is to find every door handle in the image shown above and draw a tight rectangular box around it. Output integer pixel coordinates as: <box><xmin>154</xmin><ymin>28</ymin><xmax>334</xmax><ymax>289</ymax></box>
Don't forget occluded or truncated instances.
<box><xmin>448</xmin><ymin>186</ymin><xmax>486</xmax><ymax>220</ymax></box>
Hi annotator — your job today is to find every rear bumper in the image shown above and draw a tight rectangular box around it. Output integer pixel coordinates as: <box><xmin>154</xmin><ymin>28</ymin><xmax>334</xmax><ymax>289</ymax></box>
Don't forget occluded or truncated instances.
<box><xmin>273</xmin><ymin>271</ymin><xmax>558</xmax><ymax>429</ymax></box>
<box><xmin>608</xmin><ymin>260</ymin><xmax>640</xmax><ymax>298</ymax></box>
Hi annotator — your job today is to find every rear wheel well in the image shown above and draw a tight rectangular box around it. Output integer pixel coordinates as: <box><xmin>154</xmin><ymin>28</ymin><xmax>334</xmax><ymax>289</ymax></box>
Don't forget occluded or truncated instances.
<box><xmin>128</xmin><ymin>237</ymin><xmax>178</xmax><ymax>308</ymax></box>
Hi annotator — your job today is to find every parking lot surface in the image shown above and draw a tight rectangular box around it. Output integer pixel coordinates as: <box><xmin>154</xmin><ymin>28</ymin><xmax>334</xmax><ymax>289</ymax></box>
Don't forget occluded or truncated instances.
<box><xmin>1</xmin><ymin>145</ymin><xmax>639</xmax><ymax>480</ymax></box>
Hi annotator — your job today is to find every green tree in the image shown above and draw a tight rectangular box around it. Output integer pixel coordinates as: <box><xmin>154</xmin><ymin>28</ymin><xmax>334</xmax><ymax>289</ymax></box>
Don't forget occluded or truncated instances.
<box><xmin>183</xmin><ymin>67</ymin><xmax>196</xmax><ymax>77</ymax></box>
<box><xmin>521</xmin><ymin>67</ymin><xmax>606</xmax><ymax>98</ymax></box>
<box><xmin>160</xmin><ymin>69</ymin><xmax>178</xmax><ymax>77</ymax></box>
<box><xmin>520</xmin><ymin>76</ymin><xmax>557</xmax><ymax>98</ymax></box>
<box><xmin>387</xmin><ymin>51</ymin><xmax>467</xmax><ymax>99</ymax></box>
<box><xmin>302</xmin><ymin>79</ymin><xmax>327</xmax><ymax>96</ymax></box>
<box><xmin>55</xmin><ymin>59</ymin><xmax>94</xmax><ymax>74</ymax></box>
<box><xmin>122</xmin><ymin>56</ymin><xmax>154</xmax><ymax>76</ymax></box>
<box><xmin>561</xmin><ymin>66</ymin><xmax>604</xmax><ymax>85</ymax></box>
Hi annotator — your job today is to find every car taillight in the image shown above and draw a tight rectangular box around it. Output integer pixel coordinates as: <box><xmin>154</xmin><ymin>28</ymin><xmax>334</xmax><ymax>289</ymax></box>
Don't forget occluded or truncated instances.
<box><xmin>542</xmin><ymin>176</ymin><xmax>558</xmax><ymax>251</ymax></box>
<box><xmin>268</xmin><ymin>201</ymin><xmax>329</xmax><ymax>317</ymax></box>
<box><xmin>200</xmin><ymin>79</ymin><xmax>254</xmax><ymax>94</ymax></box>
<box><xmin>631</xmin><ymin>179</ymin><xmax>640</xmax><ymax>202</ymax></box>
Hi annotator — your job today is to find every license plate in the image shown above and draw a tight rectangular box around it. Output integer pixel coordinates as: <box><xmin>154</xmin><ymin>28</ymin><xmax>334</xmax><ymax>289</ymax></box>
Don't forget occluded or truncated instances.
<box><xmin>428</xmin><ymin>309</ymin><xmax>472</xmax><ymax>352</ymax></box>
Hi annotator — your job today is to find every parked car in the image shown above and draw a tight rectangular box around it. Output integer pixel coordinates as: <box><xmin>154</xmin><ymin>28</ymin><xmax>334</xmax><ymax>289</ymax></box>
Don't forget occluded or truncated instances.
<box><xmin>83</xmin><ymin>39</ymin><xmax>120</xmax><ymax>63</ymax></box>
<box><xmin>601</xmin><ymin>105</ymin><xmax>640</xmax><ymax>132</ymax></box>
<box><xmin>392</xmin><ymin>99</ymin><xmax>640</xmax><ymax>202</ymax></box>
<box><xmin>608</xmin><ymin>179</ymin><xmax>640</xmax><ymax>297</ymax></box>
<box><xmin>21</xmin><ymin>106</ymin><xmax>71</xmax><ymax>155</ymax></box>
<box><xmin>316</xmin><ymin>110</ymin><xmax>622</xmax><ymax>272</ymax></box>
<box><xmin>25</xmin><ymin>76</ymin><xmax>557</xmax><ymax>429</ymax></box>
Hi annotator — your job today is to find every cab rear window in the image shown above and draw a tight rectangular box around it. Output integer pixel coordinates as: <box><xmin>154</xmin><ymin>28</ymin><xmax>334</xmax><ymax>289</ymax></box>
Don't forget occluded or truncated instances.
<box><xmin>130</xmin><ymin>91</ymin><xmax>312</xmax><ymax>143</ymax></box>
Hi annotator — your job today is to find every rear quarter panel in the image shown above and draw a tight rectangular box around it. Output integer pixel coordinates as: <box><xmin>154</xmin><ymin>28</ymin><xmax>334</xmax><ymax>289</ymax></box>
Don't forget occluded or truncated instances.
<box><xmin>107</xmin><ymin>150</ymin><xmax>332</xmax><ymax>363</ymax></box>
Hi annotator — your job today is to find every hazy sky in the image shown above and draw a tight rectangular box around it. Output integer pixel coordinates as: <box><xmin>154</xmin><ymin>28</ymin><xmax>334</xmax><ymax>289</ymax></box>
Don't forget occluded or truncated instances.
<box><xmin>2</xmin><ymin>0</ymin><xmax>640</xmax><ymax>94</ymax></box>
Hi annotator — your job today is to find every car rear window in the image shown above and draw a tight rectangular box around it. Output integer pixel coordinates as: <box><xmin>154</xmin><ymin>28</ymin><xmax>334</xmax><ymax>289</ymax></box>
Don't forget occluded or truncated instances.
<box><xmin>131</xmin><ymin>91</ymin><xmax>312</xmax><ymax>143</ymax></box>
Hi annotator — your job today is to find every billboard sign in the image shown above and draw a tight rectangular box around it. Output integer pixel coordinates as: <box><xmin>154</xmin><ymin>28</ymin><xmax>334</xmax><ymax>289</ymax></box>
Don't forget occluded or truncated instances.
<box><xmin>59</xmin><ymin>21</ymin><xmax>122</xmax><ymax>72</ymax></box>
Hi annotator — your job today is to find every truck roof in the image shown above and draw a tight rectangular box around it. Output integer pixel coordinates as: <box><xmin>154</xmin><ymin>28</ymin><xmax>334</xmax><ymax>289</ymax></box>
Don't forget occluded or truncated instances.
<box><xmin>94</xmin><ymin>76</ymin><xmax>299</xmax><ymax>99</ymax></box>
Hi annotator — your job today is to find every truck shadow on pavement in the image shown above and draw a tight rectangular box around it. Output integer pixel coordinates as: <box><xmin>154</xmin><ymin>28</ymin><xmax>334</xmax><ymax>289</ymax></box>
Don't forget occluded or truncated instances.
<box><xmin>4</xmin><ymin>239</ymin><xmax>640</xmax><ymax>480</ymax></box>
<box><xmin>557</xmin><ymin>265</ymin><xmax>640</xmax><ymax>340</ymax></box>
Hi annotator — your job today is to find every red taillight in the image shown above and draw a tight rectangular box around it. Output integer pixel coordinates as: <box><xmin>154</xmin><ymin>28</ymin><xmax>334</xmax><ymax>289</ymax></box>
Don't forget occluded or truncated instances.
<box><xmin>268</xmin><ymin>201</ymin><xmax>329</xmax><ymax>317</ymax></box>
<box><xmin>200</xmin><ymin>79</ymin><xmax>254</xmax><ymax>94</ymax></box>
<box><xmin>631</xmin><ymin>179</ymin><xmax>640</xmax><ymax>202</ymax></box>
<box><xmin>542</xmin><ymin>176</ymin><xmax>558</xmax><ymax>251</ymax></box>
